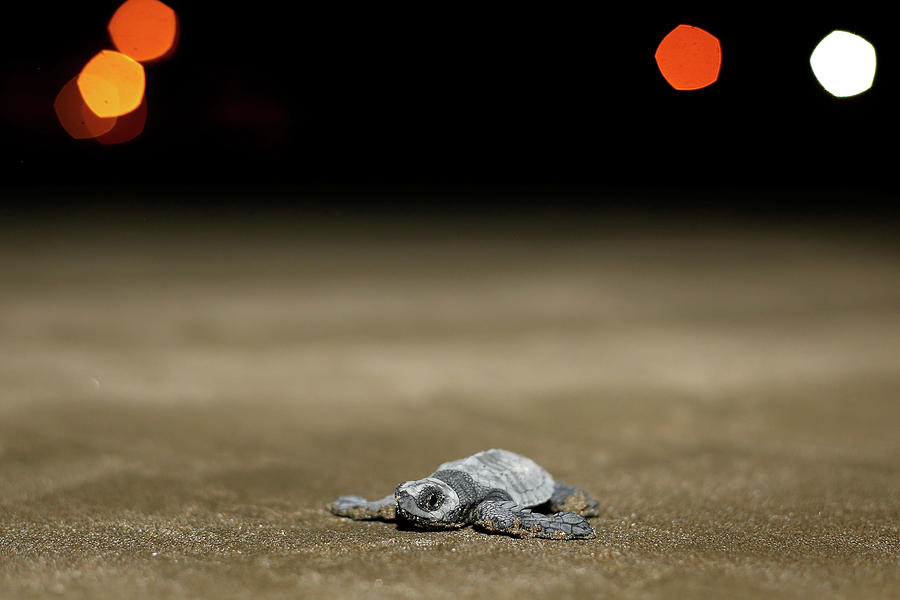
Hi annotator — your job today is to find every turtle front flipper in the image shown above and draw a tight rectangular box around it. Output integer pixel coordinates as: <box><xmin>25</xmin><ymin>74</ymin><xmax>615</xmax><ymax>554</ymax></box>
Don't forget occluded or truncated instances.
<box><xmin>549</xmin><ymin>481</ymin><xmax>601</xmax><ymax>517</ymax></box>
<box><xmin>472</xmin><ymin>500</ymin><xmax>595</xmax><ymax>540</ymax></box>
<box><xmin>329</xmin><ymin>494</ymin><xmax>397</xmax><ymax>521</ymax></box>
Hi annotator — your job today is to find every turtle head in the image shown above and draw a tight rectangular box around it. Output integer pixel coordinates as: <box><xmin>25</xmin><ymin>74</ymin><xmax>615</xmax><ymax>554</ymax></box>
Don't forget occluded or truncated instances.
<box><xmin>394</xmin><ymin>477</ymin><xmax>463</xmax><ymax>528</ymax></box>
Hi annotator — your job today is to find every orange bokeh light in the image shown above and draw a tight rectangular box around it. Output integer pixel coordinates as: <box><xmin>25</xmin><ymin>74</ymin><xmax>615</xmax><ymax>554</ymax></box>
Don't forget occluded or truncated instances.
<box><xmin>54</xmin><ymin>77</ymin><xmax>118</xmax><ymax>139</ymax></box>
<box><xmin>655</xmin><ymin>25</ymin><xmax>722</xmax><ymax>91</ymax></box>
<box><xmin>77</xmin><ymin>50</ymin><xmax>146</xmax><ymax>118</ymax></box>
<box><xmin>96</xmin><ymin>96</ymin><xmax>148</xmax><ymax>145</ymax></box>
<box><xmin>108</xmin><ymin>0</ymin><xmax>179</xmax><ymax>63</ymax></box>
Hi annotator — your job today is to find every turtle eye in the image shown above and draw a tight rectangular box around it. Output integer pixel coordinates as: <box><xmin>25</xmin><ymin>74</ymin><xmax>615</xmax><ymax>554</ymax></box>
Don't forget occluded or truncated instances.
<box><xmin>425</xmin><ymin>491</ymin><xmax>443</xmax><ymax>510</ymax></box>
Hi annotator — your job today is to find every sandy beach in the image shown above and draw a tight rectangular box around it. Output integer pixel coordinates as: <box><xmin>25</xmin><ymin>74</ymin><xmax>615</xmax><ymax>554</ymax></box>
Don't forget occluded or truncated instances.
<box><xmin>1</xmin><ymin>213</ymin><xmax>898</xmax><ymax>598</ymax></box>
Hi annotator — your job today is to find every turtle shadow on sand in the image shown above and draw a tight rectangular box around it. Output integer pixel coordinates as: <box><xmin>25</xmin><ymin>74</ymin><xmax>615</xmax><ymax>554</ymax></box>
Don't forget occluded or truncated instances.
<box><xmin>329</xmin><ymin>449</ymin><xmax>600</xmax><ymax>540</ymax></box>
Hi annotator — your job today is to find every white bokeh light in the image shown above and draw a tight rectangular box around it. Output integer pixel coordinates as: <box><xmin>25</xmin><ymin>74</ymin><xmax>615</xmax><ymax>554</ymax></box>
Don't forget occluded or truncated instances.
<box><xmin>810</xmin><ymin>30</ymin><xmax>876</xmax><ymax>97</ymax></box>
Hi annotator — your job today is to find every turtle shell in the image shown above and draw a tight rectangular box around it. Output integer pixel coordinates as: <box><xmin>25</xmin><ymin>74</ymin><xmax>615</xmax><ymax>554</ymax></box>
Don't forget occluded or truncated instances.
<box><xmin>435</xmin><ymin>449</ymin><xmax>555</xmax><ymax>507</ymax></box>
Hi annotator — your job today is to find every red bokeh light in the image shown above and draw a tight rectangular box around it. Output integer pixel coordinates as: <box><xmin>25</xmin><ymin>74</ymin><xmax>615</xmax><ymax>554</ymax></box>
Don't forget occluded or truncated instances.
<box><xmin>109</xmin><ymin>0</ymin><xmax>179</xmax><ymax>63</ymax></box>
<box><xmin>655</xmin><ymin>25</ymin><xmax>722</xmax><ymax>91</ymax></box>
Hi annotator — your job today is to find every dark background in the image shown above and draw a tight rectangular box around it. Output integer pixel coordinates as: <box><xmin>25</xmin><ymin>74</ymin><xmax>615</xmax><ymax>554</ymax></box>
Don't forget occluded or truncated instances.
<box><xmin>1</xmin><ymin>4</ymin><xmax>896</xmax><ymax>215</ymax></box>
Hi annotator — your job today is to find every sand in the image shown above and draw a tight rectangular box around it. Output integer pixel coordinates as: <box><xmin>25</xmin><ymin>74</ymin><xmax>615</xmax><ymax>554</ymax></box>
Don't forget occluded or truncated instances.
<box><xmin>1</xmin><ymin>213</ymin><xmax>898</xmax><ymax>599</ymax></box>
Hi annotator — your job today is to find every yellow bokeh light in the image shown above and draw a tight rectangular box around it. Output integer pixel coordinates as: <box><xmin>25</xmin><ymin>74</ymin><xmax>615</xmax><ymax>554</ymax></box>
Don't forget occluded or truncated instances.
<box><xmin>77</xmin><ymin>50</ymin><xmax>146</xmax><ymax>118</ymax></box>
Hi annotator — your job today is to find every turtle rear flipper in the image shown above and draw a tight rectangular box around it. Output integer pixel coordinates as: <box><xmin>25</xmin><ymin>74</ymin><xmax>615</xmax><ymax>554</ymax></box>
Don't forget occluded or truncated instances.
<box><xmin>549</xmin><ymin>481</ymin><xmax>601</xmax><ymax>517</ymax></box>
<box><xmin>472</xmin><ymin>500</ymin><xmax>595</xmax><ymax>540</ymax></box>
<box><xmin>329</xmin><ymin>494</ymin><xmax>396</xmax><ymax>521</ymax></box>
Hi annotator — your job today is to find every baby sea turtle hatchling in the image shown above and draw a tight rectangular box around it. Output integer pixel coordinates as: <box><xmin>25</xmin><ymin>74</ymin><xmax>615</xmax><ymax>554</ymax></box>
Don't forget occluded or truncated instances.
<box><xmin>329</xmin><ymin>448</ymin><xmax>600</xmax><ymax>539</ymax></box>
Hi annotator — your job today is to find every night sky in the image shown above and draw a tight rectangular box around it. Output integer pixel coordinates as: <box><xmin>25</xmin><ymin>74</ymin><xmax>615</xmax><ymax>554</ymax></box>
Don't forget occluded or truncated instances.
<box><xmin>1</xmin><ymin>5</ymin><xmax>897</xmax><ymax>214</ymax></box>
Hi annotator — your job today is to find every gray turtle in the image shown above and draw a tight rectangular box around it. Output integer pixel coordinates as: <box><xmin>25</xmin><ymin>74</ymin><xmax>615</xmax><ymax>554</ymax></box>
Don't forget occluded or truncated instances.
<box><xmin>329</xmin><ymin>448</ymin><xmax>600</xmax><ymax>539</ymax></box>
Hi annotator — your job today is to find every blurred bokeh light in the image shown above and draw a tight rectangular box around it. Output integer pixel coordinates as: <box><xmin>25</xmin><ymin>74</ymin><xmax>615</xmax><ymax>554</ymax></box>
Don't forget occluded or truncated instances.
<box><xmin>655</xmin><ymin>24</ymin><xmax>722</xmax><ymax>90</ymax></box>
<box><xmin>810</xmin><ymin>30</ymin><xmax>876</xmax><ymax>97</ymax></box>
<box><xmin>96</xmin><ymin>96</ymin><xmax>148</xmax><ymax>144</ymax></box>
<box><xmin>77</xmin><ymin>50</ymin><xmax>146</xmax><ymax>118</ymax></box>
<box><xmin>54</xmin><ymin>77</ymin><xmax>118</xmax><ymax>139</ymax></box>
<box><xmin>108</xmin><ymin>0</ymin><xmax>179</xmax><ymax>63</ymax></box>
